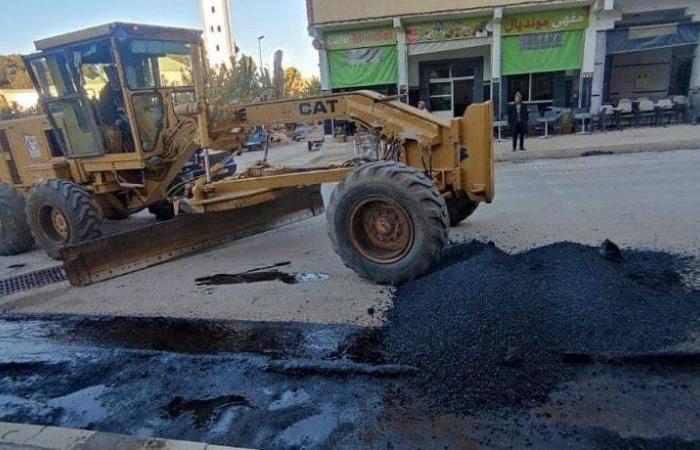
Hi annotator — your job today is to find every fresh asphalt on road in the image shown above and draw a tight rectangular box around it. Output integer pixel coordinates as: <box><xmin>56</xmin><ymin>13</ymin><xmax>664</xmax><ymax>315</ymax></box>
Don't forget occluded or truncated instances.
<box><xmin>0</xmin><ymin>149</ymin><xmax>699</xmax><ymax>449</ymax></box>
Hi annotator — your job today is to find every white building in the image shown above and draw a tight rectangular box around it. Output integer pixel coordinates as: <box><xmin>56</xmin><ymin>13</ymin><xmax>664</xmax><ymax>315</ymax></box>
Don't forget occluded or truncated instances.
<box><xmin>199</xmin><ymin>0</ymin><xmax>236</xmax><ymax>69</ymax></box>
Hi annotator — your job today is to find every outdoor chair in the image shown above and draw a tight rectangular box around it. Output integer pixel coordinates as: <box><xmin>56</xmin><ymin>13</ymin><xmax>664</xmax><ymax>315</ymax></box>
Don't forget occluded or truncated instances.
<box><xmin>539</xmin><ymin>108</ymin><xmax>560</xmax><ymax>138</ymax></box>
<box><xmin>494</xmin><ymin>113</ymin><xmax>508</xmax><ymax>142</ymax></box>
<box><xmin>526</xmin><ymin>105</ymin><xmax>540</xmax><ymax>135</ymax></box>
<box><xmin>672</xmin><ymin>96</ymin><xmax>688</xmax><ymax>123</ymax></box>
<box><xmin>573</xmin><ymin>108</ymin><xmax>592</xmax><ymax>134</ymax></box>
<box><xmin>616</xmin><ymin>99</ymin><xmax>634</xmax><ymax>129</ymax></box>
<box><xmin>595</xmin><ymin>105</ymin><xmax>615</xmax><ymax>132</ymax></box>
<box><xmin>656</xmin><ymin>99</ymin><xmax>675</xmax><ymax>126</ymax></box>
<box><xmin>637</xmin><ymin>99</ymin><xmax>656</xmax><ymax>126</ymax></box>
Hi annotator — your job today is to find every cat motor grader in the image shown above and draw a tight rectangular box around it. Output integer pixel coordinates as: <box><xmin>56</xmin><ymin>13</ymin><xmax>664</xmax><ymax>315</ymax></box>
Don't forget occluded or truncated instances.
<box><xmin>0</xmin><ymin>23</ymin><xmax>493</xmax><ymax>286</ymax></box>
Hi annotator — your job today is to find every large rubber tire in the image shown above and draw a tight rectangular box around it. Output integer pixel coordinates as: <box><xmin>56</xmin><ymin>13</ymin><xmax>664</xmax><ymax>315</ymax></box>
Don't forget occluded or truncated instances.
<box><xmin>0</xmin><ymin>182</ymin><xmax>34</xmax><ymax>255</ymax></box>
<box><xmin>446</xmin><ymin>194</ymin><xmax>479</xmax><ymax>227</ymax></box>
<box><xmin>26</xmin><ymin>180</ymin><xmax>102</xmax><ymax>259</ymax></box>
<box><xmin>148</xmin><ymin>201</ymin><xmax>175</xmax><ymax>221</ymax></box>
<box><xmin>327</xmin><ymin>161</ymin><xmax>449</xmax><ymax>285</ymax></box>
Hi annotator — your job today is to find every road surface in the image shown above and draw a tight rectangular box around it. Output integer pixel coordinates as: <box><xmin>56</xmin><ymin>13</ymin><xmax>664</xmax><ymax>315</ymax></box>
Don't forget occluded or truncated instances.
<box><xmin>1</xmin><ymin>149</ymin><xmax>699</xmax><ymax>449</ymax></box>
<box><xmin>1</xmin><ymin>149</ymin><xmax>699</xmax><ymax>321</ymax></box>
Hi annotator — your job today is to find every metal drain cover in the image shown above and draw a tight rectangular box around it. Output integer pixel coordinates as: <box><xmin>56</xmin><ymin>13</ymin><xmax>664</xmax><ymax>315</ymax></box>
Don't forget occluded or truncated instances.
<box><xmin>0</xmin><ymin>266</ymin><xmax>67</xmax><ymax>296</ymax></box>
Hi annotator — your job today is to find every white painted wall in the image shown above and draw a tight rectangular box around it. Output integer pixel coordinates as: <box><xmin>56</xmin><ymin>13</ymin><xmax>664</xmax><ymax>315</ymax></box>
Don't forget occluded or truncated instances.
<box><xmin>199</xmin><ymin>0</ymin><xmax>236</xmax><ymax>69</ymax></box>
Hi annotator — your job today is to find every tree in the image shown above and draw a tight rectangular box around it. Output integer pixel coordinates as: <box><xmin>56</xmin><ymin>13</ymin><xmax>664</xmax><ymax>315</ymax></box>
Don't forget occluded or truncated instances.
<box><xmin>205</xmin><ymin>53</ymin><xmax>322</xmax><ymax>108</ymax></box>
<box><xmin>0</xmin><ymin>55</ymin><xmax>32</xmax><ymax>89</ymax></box>
<box><xmin>303</xmin><ymin>76</ymin><xmax>321</xmax><ymax>97</ymax></box>
<box><xmin>283</xmin><ymin>67</ymin><xmax>305</xmax><ymax>99</ymax></box>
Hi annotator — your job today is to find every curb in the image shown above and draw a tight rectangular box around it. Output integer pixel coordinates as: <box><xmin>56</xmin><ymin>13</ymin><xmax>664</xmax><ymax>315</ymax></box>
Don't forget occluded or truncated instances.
<box><xmin>309</xmin><ymin>140</ymin><xmax>697</xmax><ymax>167</ymax></box>
<box><xmin>495</xmin><ymin>140</ymin><xmax>698</xmax><ymax>163</ymax></box>
<box><xmin>0</xmin><ymin>422</ymin><xmax>252</xmax><ymax>450</ymax></box>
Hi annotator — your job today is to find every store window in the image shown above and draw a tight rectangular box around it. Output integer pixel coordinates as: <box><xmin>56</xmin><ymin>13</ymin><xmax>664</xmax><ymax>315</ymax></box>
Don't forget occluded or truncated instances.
<box><xmin>507</xmin><ymin>73</ymin><xmax>556</xmax><ymax>103</ymax></box>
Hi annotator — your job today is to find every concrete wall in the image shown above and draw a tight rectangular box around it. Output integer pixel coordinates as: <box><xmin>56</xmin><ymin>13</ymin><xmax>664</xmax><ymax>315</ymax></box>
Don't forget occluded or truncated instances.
<box><xmin>310</xmin><ymin>0</ymin><xmax>589</xmax><ymax>26</ymax></box>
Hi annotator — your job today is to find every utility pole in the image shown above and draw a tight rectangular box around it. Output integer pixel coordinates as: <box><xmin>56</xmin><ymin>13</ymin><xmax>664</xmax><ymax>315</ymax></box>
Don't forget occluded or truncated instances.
<box><xmin>257</xmin><ymin>35</ymin><xmax>265</xmax><ymax>77</ymax></box>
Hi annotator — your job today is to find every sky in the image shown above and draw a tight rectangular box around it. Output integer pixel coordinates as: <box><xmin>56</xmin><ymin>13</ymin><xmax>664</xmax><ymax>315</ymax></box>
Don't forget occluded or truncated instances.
<box><xmin>0</xmin><ymin>0</ymin><xmax>319</xmax><ymax>77</ymax></box>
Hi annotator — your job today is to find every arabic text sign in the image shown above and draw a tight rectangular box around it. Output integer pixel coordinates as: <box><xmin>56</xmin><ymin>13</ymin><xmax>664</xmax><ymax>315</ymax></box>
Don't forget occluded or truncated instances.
<box><xmin>405</xmin><ymin>17</ymin><xmax>491</xmax><ymax>44</ymax></box>
<box><xmin>502</xmin><ymin>8</ymin><xmax>589</xmax><ymax>36</ymax></box>
<box><xmin>324</xmin><ymin>28</ymin><xmax>396</xmax><ymax>50</ymax></box>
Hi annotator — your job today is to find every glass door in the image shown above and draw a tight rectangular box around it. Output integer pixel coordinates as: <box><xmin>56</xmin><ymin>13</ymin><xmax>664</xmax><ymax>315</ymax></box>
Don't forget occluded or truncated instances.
<box><xmin>427</xmin><ymin>63</ymin><xmax>475</xmax><ymax>119</ymax></box>
<box><xmin>453</xmin><ymin>79</ymin><xmax>474</xmax><ymax>117</ymax></box>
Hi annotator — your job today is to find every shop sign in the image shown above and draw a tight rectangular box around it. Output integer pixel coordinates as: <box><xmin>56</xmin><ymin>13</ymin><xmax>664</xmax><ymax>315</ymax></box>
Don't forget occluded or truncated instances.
<box><xmin>502</xmin><ymin>8</ymin><xmax>589</xmax><ymax>36</ymax></box>
<box><xmin>406</xmin><ymin>17</ymin><xmax>491</xmax><ymax>44</ymax></box>
<box><xmin>324</xmin><ymin>28</ymin><xmax>396</xmax><ymax>50</ymax></box>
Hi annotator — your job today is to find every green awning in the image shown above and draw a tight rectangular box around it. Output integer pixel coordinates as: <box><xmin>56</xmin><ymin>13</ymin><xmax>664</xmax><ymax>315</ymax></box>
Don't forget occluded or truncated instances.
<box><xmin>502</xmin><ymin>30</ymin><xmax>584</xmax><ymax>76</ymax></box>
<box><xmin>329</xmin><ymin>46</ymin><xmax>398</xmax><ymax>89</ymax></box>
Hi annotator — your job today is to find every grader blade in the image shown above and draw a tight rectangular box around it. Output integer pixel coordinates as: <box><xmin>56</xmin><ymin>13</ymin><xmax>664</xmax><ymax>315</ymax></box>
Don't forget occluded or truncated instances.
<box><xmin>61</xmin><ymin>185</ymin><xmax>324</xmax><ymax>286</ymax></box>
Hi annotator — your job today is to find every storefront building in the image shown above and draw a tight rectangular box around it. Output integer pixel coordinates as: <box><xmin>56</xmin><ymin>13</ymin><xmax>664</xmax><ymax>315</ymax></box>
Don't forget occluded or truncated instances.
<box><xmin>307</xmin><ymin>0</ymin><xmax>700</xmax><ymax>118</ymax></box>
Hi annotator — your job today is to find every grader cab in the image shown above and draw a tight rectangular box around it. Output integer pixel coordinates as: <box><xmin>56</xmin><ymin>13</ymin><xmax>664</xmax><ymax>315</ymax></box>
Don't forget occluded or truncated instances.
<box><xmin>0</xmin><ymin>22</ymin><xmax>494</xmax><ymax>286</ymax></box>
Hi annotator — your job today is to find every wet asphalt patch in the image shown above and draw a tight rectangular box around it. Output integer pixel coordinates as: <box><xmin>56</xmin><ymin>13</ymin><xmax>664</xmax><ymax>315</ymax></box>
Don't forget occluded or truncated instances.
<box><xmin>195</xmin><ymin>261</ymin><xmax>330</xmax><ymax>286</ymax></box>
<box><xmin>1</xmin><ymin>241</ymin><xmax>699</xmax><ymax>448</ymax></box>
<box><xmin>381</xmin><ymin>240</ymin><xmax>700</xmax><ymax>415</ymax></box>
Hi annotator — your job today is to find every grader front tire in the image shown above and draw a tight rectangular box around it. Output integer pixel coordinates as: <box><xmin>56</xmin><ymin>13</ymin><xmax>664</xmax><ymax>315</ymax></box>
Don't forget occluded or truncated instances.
<box><xmin>0</xmin><ymin>182</ymin><xmax>35</xmax><ymax>255</ymax></box>
<box><xmin>327</xmin><ymin>161</ymin><xmax>449</xmax><ymax>285</ymax></box>
<box><xmin>26</xmin><ymin>180</ymin><xmax>102</xmax><ymax>259</ymax></box>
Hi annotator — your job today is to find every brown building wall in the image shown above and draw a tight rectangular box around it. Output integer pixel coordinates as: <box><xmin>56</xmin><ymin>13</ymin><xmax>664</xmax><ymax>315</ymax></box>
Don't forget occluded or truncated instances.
<box><xmin>308</xmin><ymin>0</ymin><xmax>588</xmax><ymax>27</ymax></box>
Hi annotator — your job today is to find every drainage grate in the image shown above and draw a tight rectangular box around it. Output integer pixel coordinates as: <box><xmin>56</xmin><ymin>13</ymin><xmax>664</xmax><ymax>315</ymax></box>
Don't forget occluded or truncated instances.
<box><xmin>0</xmin><ymin>266</ymin><xmax>67</xmax><ymax>297</ymax></box>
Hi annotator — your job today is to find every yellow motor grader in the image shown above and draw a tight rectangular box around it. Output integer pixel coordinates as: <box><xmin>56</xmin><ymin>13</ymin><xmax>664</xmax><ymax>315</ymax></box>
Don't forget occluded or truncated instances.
<box><xmin>0</xmin><ymin>23</ymin><xmax>493</xmax><ymax>286</ymax></box>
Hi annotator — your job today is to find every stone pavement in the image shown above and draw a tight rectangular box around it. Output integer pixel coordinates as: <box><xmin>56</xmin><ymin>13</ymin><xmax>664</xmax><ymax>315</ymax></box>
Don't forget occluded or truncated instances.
<box><xmin>0</xmin><ymin>422</ymin><xmax>251</xmax><ymax>450</ymax></box>
<box><xmin>308</xmin><ymin>123</ymin><xmax>700</xmax><ymax>166</ymax></box>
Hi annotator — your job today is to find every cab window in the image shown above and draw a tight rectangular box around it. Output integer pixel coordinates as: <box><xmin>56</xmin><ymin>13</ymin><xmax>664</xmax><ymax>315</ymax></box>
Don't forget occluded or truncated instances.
<box><xmin>30</xmin><ymin>53</ymin><xmax>76</xmax><ymax>98</ymax></box>
<box><xmin>120</xmin><ymin>40</ymin><xmax>194</xmax><ymax>89</ymax></box>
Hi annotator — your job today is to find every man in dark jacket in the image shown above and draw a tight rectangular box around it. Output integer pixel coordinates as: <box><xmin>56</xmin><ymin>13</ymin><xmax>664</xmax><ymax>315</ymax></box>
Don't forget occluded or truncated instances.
<box><xmin>507</xmin><ymin>92</ymin><xmax>528</xmax><ymax>151</ymax></box>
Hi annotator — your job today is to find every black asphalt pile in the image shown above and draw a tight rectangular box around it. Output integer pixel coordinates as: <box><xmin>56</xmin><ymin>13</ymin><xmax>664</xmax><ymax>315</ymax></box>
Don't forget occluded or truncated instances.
<box><xmin>381</xmin><ymin>241</ymin><xmax>700</xmax><ymax>414</ymax></box>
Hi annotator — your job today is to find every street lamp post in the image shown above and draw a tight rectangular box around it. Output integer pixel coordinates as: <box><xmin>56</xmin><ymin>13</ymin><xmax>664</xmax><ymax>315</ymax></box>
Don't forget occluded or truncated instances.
<box><xmin>257</xmin><ymin>35</ymin><xmax>265</xmax><ymax>77</ymax></box>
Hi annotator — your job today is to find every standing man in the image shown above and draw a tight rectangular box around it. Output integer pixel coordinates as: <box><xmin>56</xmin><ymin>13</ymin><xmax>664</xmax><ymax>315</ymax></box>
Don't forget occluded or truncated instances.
<box><xmin>690</xmin><ymin>86</ymin><xmax>700</xmax><ymax>125</ymax></box>
<box><xmin>508</xmin><ymin>92</ymin><xmax>528</xmax><ymax>151</ymax></box>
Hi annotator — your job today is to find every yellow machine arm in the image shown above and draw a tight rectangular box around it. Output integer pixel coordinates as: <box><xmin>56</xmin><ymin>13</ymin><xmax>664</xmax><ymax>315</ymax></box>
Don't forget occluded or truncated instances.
<box><xmin>185</xmin><ymin>90</ymin><xmax>493</xmax><ymax>213</ymax></box>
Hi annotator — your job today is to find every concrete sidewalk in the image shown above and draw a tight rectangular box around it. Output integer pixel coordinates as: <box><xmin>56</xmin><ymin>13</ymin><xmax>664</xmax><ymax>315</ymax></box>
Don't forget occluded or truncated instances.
<box><xmin>495</xmin><ymin>123</ymin><xmax>700</xmax><ymax>161</ymax></box>
<box><xmin>0</xmin><ymin>422</ymin><xmax>251</xmax><ymax>450</ymax></box>
<box><xmin>309</xmin><ymin>123</ymin><xmax>700</xmax><ymax>166</ymax></box>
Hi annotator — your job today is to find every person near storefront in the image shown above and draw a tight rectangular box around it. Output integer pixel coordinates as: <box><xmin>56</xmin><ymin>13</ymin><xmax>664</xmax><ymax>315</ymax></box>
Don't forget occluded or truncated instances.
<box><xmin>508</xmin><ymin>92</ymin><xmax>528</xmax><ymax>151</ymax></box>
<box><xmin>417</xmin><ymin>100</ymin><xmax>429</xmax><ymax>112</ymax></box>
<box><xmin>690</xmin><ymin>86</ymin><xmax>700</xmax><ymax>125</ymax></box>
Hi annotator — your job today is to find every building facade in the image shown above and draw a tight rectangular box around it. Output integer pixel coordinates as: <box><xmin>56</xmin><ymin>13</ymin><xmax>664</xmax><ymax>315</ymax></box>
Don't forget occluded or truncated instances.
<box><xmin>199</xmin><ymin>0</ymin><xmax>236</xmax><ymax>69</ymax></box>
<box><xmin>307</xmin><ymin>0</ymin><xmax>700</xmax><ymax>119</ymax></box>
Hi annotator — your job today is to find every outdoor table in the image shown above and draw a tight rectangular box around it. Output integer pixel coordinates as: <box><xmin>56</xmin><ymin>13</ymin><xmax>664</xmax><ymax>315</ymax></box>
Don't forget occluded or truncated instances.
<box><xmin>575</xmin><ymin>111</ymin><xmax>592</xmax><ymax>134</ymax></box>
<box><xmin>536</xmin><ymin>115</ymin><xmax>557</xmax><ymax>139</ymax></box>
<box><xmin>494</xmin><ymin>120</ymin><xmax>508</xmax><ymax>142</ymax></box>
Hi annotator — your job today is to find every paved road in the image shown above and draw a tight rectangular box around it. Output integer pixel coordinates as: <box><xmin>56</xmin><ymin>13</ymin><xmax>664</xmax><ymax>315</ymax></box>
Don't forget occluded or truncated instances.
<box><xmin>1</xmin><ymin>149</ymin><xmax>699</xmax><ymax>321</ymax></box>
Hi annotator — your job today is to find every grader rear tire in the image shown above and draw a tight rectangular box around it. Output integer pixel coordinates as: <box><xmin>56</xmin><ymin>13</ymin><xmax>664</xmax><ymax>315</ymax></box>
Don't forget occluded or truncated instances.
<box><xmin>0</xmin><ymin>182</ymin><xmax>34</xmax><ymax>255</ymax></box>
<box><xmin>327</xmin><ymin>161</ymin><xmax>449</xmax><ymax>285</ymax></box>
<box><xmin>26</xmin><ymin>180</ymin><xmax>102</xmax><ymax>259</ymax></box>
